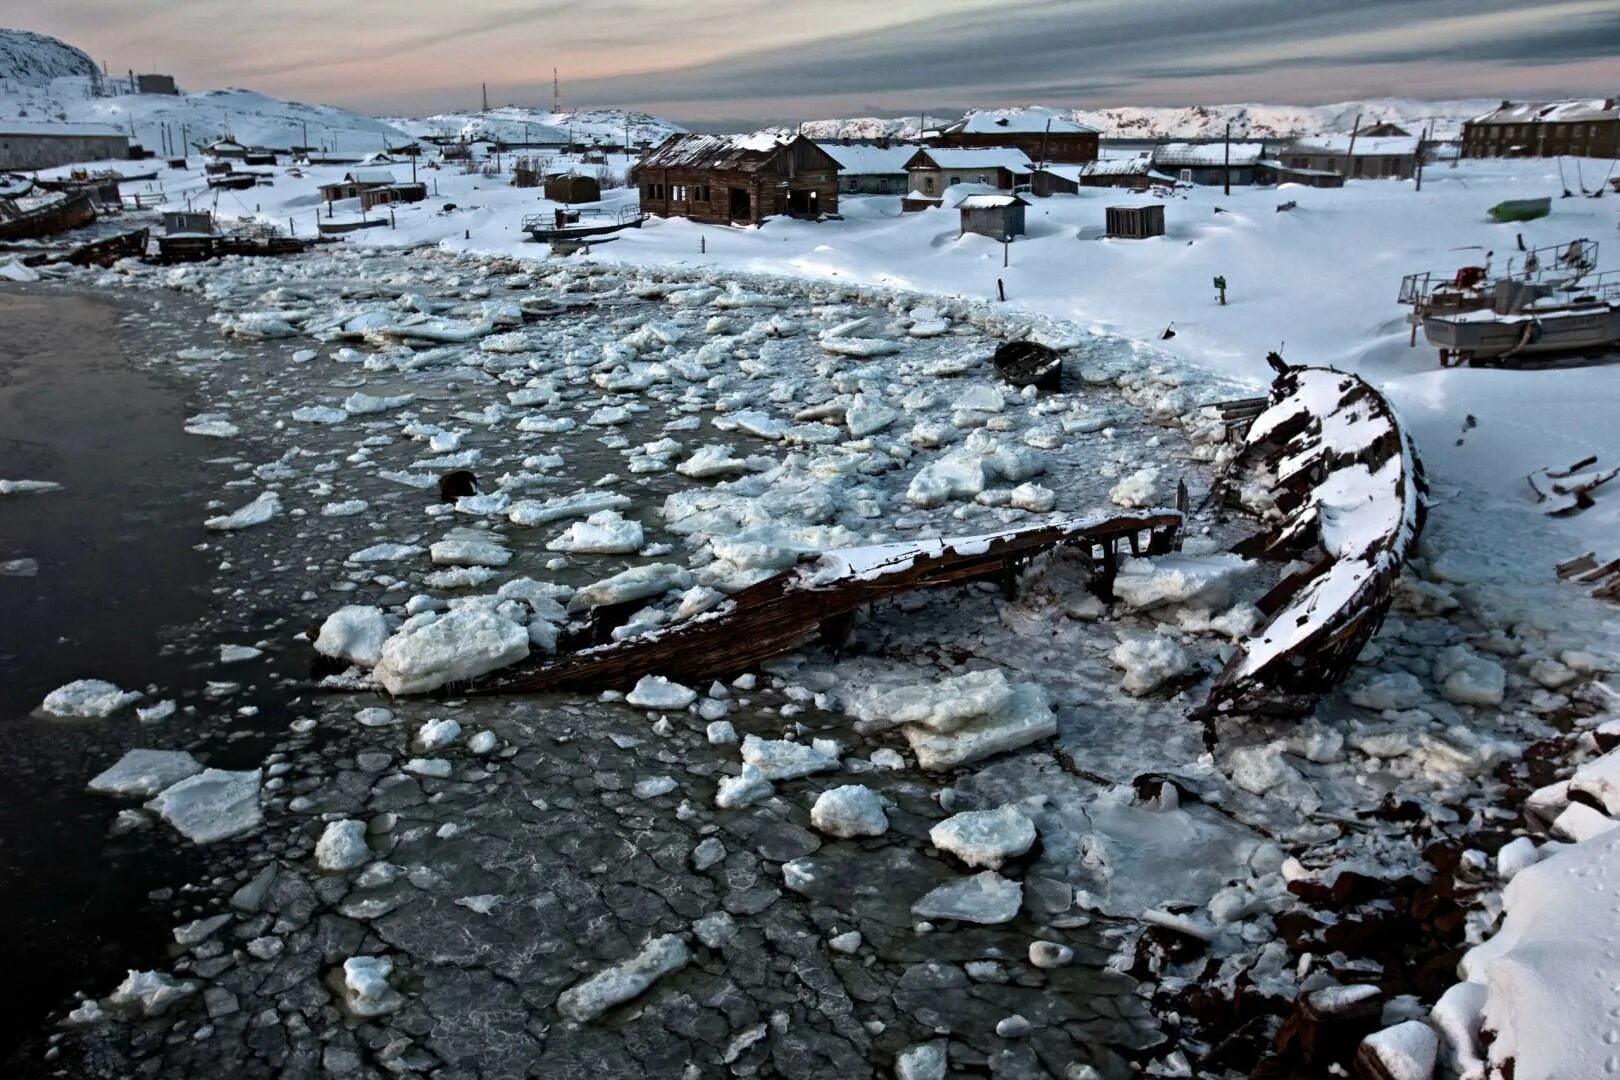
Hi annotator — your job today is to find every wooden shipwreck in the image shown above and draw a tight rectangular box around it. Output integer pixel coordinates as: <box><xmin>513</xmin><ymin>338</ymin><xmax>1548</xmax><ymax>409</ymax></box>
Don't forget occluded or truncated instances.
<box><xmin>476</xmin><ymin>510</ymin><xmax>1184</xmax><ymax>694</ymax></box>
<box><xmin>1194</xmin><ymin>357</ymin><xmax>1427</xmax><ymax>723</ymax></box>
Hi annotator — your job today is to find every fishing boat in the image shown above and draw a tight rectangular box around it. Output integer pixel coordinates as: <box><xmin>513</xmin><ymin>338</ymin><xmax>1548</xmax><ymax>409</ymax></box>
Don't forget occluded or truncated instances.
<box><xmin>1487</xmin><ymin>197</ymin><xmax>1551</xmax><ymax>223</ymax></box>
<box><xmin>36</xmin><ymin>169</ymin><xmax>159</xmax><ymax>191</ymax></box>
<box><xmin>1399</xmin><ymin>238</ymin><xmax>1620</xmax><ymax>366</ymax></box>
<box><xmin>521</xmin><ymin>206</ymin><xmax>645</xmax><ymax>242</ymax></box>
<box><xmin>0</xmin><ymin>192</ymin><xmax>97</xmax><ymax>242</ymax></box>
<box><xmin>0</xmin><ymin>174</ymin><xmax>34</xmax><ymax>198</ymax></box>
<box><xmin>65</xmin><ymin>228</ymin><xmax>150</xmax><ymax>267</ymax></box>
<box><xmin>150</xmin><ymin>231</ymin><xmax>315</xmax><ymax>264</ymax></box>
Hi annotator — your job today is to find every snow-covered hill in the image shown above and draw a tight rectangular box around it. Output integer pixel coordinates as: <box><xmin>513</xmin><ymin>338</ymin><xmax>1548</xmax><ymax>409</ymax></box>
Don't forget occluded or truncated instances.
<box><xmin>802</xmin><ymin>99</ymin><xmax>1502</xmax><ymax>142</ymax></box>
<box><xmin>0</xmin><ymin>28</ymin><xmax>97</xmax><ymax>89</ymax></box>
<box><xmin>390</xmin><ymin>107</ymin><xmax>684</xmax><ymax>148</ymax></box>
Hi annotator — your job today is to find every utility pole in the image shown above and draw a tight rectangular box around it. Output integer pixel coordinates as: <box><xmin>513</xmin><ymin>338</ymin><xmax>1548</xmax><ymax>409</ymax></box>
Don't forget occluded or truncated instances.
<box><xmin>1414</xmin><ymin>121</ymin><xmax>1428</xmax><ymax>192</ymax></box>
<box><xmin>1040</xmin><ymin>118</ymin><xmax>1051</xmax><ymax>172</ymax></box>
<box><xmin>1223</xmin><ymin>122</ymin><xmax>1231</xmax><ymax>196</ymax></box>
<box><xmin>482</xmin><ymin>82</ymin><xmax>489</xmax><ymax>113</ymax></box>
<box><xmin>1343</xmin><ymin>111</ymin><xmax>1362</xmax><ymax>181</ymax></box>
<box><xmin>553</xmin><ymin>68</ymin><xmax>560</xmax><ymax>115</ymax></box>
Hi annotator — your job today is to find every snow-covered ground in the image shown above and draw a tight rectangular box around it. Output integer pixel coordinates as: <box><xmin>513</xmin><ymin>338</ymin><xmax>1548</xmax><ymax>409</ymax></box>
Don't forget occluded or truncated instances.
<box><xmin>386</xmin><ymin>106</ymin><xmax>685</xmax><ymax>149</ymax></box>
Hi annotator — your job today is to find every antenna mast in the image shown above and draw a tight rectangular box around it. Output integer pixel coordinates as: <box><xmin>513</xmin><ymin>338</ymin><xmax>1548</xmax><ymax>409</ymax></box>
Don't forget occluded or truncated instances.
<box><xmin>553</xmin><ymin>68</ymin><xmax>560</xmax><ymax>114</ymax></box>
<box><xmin>482</xmin><ymin>82</ymin><xmax>489</xmax><ymax>113</ymax></box>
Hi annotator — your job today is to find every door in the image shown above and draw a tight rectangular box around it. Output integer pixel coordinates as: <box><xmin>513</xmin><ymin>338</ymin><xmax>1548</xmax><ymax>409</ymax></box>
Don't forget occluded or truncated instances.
<box><xmin>728</xmin><ymin>186</ymin><xmax>751</xmax><ymax>222</ymax></box>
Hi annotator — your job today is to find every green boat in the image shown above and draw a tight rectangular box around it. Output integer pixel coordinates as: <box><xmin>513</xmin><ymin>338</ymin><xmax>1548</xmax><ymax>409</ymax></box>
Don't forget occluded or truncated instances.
<box><xmin>1488</xmin><ymin>197</ymin><xmax>1551</xmax><ymax>223</ymax></box>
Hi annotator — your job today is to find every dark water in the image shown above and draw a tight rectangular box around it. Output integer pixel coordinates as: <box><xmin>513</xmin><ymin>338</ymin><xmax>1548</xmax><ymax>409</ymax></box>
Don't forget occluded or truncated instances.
<box><xmin>0</xmin><ymin>288</ymin><xmax>217</xmax><ymax>1067</ymax></box>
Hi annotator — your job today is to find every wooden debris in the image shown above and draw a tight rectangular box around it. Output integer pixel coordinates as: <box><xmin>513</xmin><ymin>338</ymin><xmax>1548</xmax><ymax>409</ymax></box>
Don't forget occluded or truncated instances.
<box><xmin>1195</xmin><ymin>357</ymin><xmax>1427</xmax><ymax>723</ymax></box>
<box><xmin>474</xmin><ymin>511</ymin><xmax>1182</xmax><ymax>694</ymax></box>
<box><xmin>1528</xmin><ymin>455</ymin><xmax>1618</xmax><ymax>516</ymax></box>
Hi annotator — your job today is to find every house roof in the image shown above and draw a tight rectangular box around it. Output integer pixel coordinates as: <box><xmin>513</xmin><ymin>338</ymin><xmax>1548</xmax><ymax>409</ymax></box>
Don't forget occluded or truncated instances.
<box><xmin>0</xmin><ymin>120</ymin><xmax>128</xmax><ymax>138</ymax></box>
<box><xmin>956</xmin><ymin>194</ymin><xmax>1027</xmax><ymax>209</ymax></box>
<box><xmin>1469</xmin><ymin>99</ymin><xmax>1619</xmax><ymax>125</ymax></box>
<box><xmin>944</xmin><ymin>107</ymin><xmax>1099</xmax><ymax>136</ymax></box>
<box><xmin>345</xmin><ymin>169</ymin><xmax>397</xmax><ymax>185</ymax></box>
<box><xmin>634</xmin><ymin>131</ymin><xmax>833</xmax><ymax>173</ymax></box>
<box><xmin>906</xmin><ymin>147</ymin><xmax>1033</xmax><ymax>173</ymax></box>
<box><xmin>814</xmin><ymin>142</ymin><xmax>915</xmax><ymax>176</ymax></box>
<box><xmin>1152</xmin><ymin>142</ymin><xmax>1264</xmax><ymax>167</ymax></box>
<box><xmin>1287</xmin><ymin>134</ymin><xmax>1420</xmax><ymax>156</ymax></box>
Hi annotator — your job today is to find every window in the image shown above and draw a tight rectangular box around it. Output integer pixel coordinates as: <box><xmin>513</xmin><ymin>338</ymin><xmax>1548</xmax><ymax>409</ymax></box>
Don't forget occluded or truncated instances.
<box><xmin>672</xmin><ymin>184</ymin><xmax>686</xmax><ymax>201</ymax></box>
<box><xmin>923</xmin><ymin>176</ymin><xmax>935</xmax><ymax>194</ymax></box>
<box><xmin>976</xmin><ymin>174</ymin><xmax>988</xmax><ymax>184</ymax></box>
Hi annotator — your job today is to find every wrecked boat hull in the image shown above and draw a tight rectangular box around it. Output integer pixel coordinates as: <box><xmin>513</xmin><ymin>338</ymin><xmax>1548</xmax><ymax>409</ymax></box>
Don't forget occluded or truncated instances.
<box><xmin>1424</xmin><ymin>303</ymin><xmax>1620</xmax><ymax>365</ymax></box>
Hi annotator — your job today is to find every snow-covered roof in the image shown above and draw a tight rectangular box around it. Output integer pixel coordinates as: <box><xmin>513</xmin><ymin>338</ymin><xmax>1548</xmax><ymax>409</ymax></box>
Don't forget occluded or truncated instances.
<box><xmin>1287</xmin><ymin>134</ymin><xmax>1420</xmax><ymax>156</ymax></box>
<box><xmin>1152</xmin><ymin>142</ymin><xmax>1264</xmax><ymax>167</ymax></box>
<box><xmin>908</xmin><ymin>147</ymin><xmax>1033</xmax><ymax>173</ymax></box>
<box><xmin>1083</xmin><ymin>157</ymin><xmax>1161</xmax><ymax>177</ymax></box>
<box><xmin>814</xmin><ymin>142</ymin><xmax>914</xmax><ymax>176</ymax></box>
<box><xmin>956</xmin><ymin>194</ymin><xmax>1026</xmax><ymax>209</ymax></box>
<box><xmin>0</xmin><ymin>119</ymin><xmax>127</xmax><ymax>138</ymax></box>
<box><xmin>945</xmin><ymin>107</ymin><xmax>1099</xmax><ymax>136</ymax></box>
<box><xmin>1469</xmin><ymin>99</ymin><xmax>1619</xmax><ymax>125</ymax></box>
<box><xmin>345</xmin><ymin>169</ymin><xmax>397</xmax><ymax>185</ymax></box>
<box><xmin>635</xmin><ymin>131</ymin><xmax>824</xmax><ymax>172</ymax></box>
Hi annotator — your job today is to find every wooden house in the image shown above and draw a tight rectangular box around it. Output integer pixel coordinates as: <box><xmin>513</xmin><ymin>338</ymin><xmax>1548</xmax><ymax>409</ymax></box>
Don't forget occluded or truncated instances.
<box><xmin>1357</xmin><ymin>121</ymin><xmax>1411</xmax><ymax>138</ymax></box>
<box><xmin>903</xmin><ymin>147</ymin><xmax>1032</xmax><ymax>207</ymax></box>
<box><xmin>1461</xmin><ymin>99</ymin><xmax>1619</xmax><ymax>159</ymax></box>
<box><xmin>1029</xmin><ymin>157</ymin><xmax>1176</xmax><ymax>195</ymax></box>
<box><xmin>1105</xmin><ymin>204</ymin><xmax>1165</xmax><ymax>240</ymax></box>
<box><xmin>358</xmin><ymin>182</ymin><xmax>427</xmax><ymax>211</ymax></box>
<box><xmin>1281</xmin><ymin>135</ymin><xmax>1419</xmax><ymax>180</ymax></box>
<box><xmin>204</xmin><ymin>138</ymin><xmax>248</xmax><ymax>160</ymax></box>
<box><xmin>318</xmin><ymin>168</ymin><xmax>399</xmax><ymax>204</ymax></box>
<box><xmin>162</xmin><ymin>210</ymin><xmax>214</xmax><ymax>235</ymax></box>
<box><xmin>544</xmin><ymin>173</ymin><xmax>602</xmax><ymax>203</ymax></box>
<box><xmin>632</xmin><ymin>132</ymin><xmax>839</xmax><ymax>226</ymax></box>
<box><xmin>933</xmin><ymin>107</ymin><xmax>1099</xmax><ymax>164</ymax></box>
<box><xmin>816</xmin><ymin>142</ymin><xmax>914</xmax><ymax>195</ymax></box>
<box><xmin>1254</xmin><ymin>161</ymin><xmax>1345</xmax><ymax>188</ymax></box>
<box><xmin>957</xmin><ymin>194</ymin><xmax>1026</xmax><ymax>240</ymax></box>
<box><xmin>1151</xmin><ymin>142</ymin><xmax>1264</xmax><ymax>186</ymax></box>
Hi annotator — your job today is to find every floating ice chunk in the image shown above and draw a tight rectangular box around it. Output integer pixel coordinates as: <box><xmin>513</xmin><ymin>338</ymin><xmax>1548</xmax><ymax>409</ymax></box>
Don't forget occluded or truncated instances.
<box><xmin>1109</xmin><ymin>467</ymin><xmax>1160</xmax><ymax>508</ymax></box>
<box><xmin>1008</xmin><ymin>483</ymin><xmax>1055</xmax><ymax>512</ymax></box>
<box><xmin>373</xmin><ymin>608</ymin><xmax>529</xmax><ymax>695</ymax></box>
<box><xmin>108</xmin><ymin>970</ymin><xmax>197</xmax><ymax>1017</ymax></box>
<box><xmin>546</xmin><ymin>511</ymin><xmax>644</xmax><ymax>555</ymax></box>
<box><xmin>348</xmin><ymin>542</ymin><xmax>424</xmax><ymax>563</ymax></box>
<box><xmin>1112</xmin><ymin>555</ymin><xmax>1253</xmax><ymax>611</ymax></box>
<box><xmin>429</xmin><ymin>538</ymin><xmax>511</xmax><ymax>567</ymax></box>
<box><xmin>1029</xmin><ymin>940</ymin><xmax>1074</xmax><ymax>969</ymax></box>
<box><xmin>205</xmin><ymin>491</ymin><xmax>282</xmax><ymax>531</ymax></box>
<box><xmin>1110</xmin><ymin>634</ymin><xmax>1192</xmax><ymax>695</ymax></box>
<box><xmin>896</xmin><ymin>1041</ymin><xmax>949</xmax><ymax>1080</ymax></box>
<box><xmin>1348</xmin><ymin>671</ymin><xmax>1427</xmax><ymax>712</ymax></box>
<box><xmin>633</xmin><ymin>776</ymin><xmax>678</xmax><ymax>799</ymax></box>
<box><xmin>846</xmin><ymin>393</ymin><xmax>898</xmax><ymax>438</ymax></box>
<box><xmin>626</xmin><ymin>676</ymin><xmax>698</xmax><ymax>710</ymax></box>
<box><xmin>853</xmin><ymin>670</ymin><xmax>1056</xmax><ymax>770</ymax></box>
<box><xmin>455</xmin><ymin>492</ymin><xmax>511</xmax><ymax>516</ymax></box>
<box><xmin>911</xmin><ymin>871</ymin><xmax>1023</xmax><ymax>924</ymax></box>
<box><xmin>291</xmin><ymin>405</ymin><xmax>348</xmax><ymax>425</ymax></box>
<box><xmin>0</xmin><ymin>478</ymin><xmax>63</xmax><ymax>495</ymax></box>
<box><xmin>740</xmin><ymin>734</ymin><xmax>840</xmax><ymax>780</ymax></box>
<box><xmin>146</xmin><ymin>768</ymin><xmax>262</xmax><ymax>844</ymax></box>
<box><xmin>715</xmin><ymin>763</ymin><xmax>774</xmax><ymax>809</ymax></box>
<box><xmin>423</xmin><ymin>566</ymin><xmax>500</xmax><ymax>589</ymax></box>
<box><xmin>403</xmin><ymin>758</ymin><xmax>452</xmax><ymax>779</ymax></box>
<box><xmin>678</xmin><ymin>444</ymin><xmax>751</xmax><ymax>479</ymax></box>
<box><xmin>853</xmin><ymin>670</ymin><xmax>1017</xmax><ymax>732</ymax></box>
<box><xmin>415</xmin><ymin>717</ymin><xmax>462</xmax><ymax>752</ymax></box>
<box><xmin>41</xmin><ymin>678</ymin><xmax>141</xmax><ymax>718</ymax></box>
<box><xmin>1433</xmin><ymin>645</ymin><xmax>1505</xmax><ymax>706</ymax></box>
<box><xmin>322</xmin><ymin>499</ymin><xmax>369</xmax><ymax>517</ymax></box>
<box><xmin>929</xmin><ymin>805</ymin><xmax>1037</xmax><ymax>869</ymax></box>
<box><xmin>218</xmin><ymin>642</ymin><xmax>262</xmax><ymax>664</ymax></box>
<box><xmin>137</xmin><ymin>699</ymin><xmax>177</xmax><ymax>724</ymax></box>
<box><xmin>570</xmin><ymin>563</ymin><xmax>694</xmax><ymax>612</ymax></box>
<box><xmin>88</xmin><ymin>749</ymin><xmax>202</xmax><ymax>798</ymax></box>
<box><xmin>820</xmin><ymin>337</ymin><xmax>900</xmax><ymax>358</ymax></box>
<box><xmin>556</xmin><ymin>934</ymin><xmax>690</xmax><ymax>1023</ymax></box>
<box><xmin>342</xmin><ymin>956</ymin><xmax>403</xmax><ymax>1017</ymax></box>
<box><xmin>810</xmin><ymin>785</ymin><xmax>889</xmax><ymax>838</ymax></box>
<box><xmin>343</xmin><ymin>391</ymin><xmax>414</xmax><ymax>415</ymax></box>
<box><xmin>315</xmin><ymin>606</ymin><xmax>393</xmax><ymax>668</ymax></box>
<box><xmin>468</xmin><ymin>730</ymin><xmax>498</xmax><ymax>755</ymax></box>
<box><xmin>315</xmin><ymin>820</ymin><xmax>371</xmax><ymax>871</ymax></box>
<box><xmin>507</xmin><ymin>490</ymin><xmax>632</xmax><ymax>527</ymax></box>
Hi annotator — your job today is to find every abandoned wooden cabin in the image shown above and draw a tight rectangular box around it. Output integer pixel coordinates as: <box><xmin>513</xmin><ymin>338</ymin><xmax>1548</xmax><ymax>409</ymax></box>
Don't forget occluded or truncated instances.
<box><xmin>1028</xmin><ymin>157</ymin><xmax>1176</xmax><ymax>196</ymax></box>
<box><xmin>1151</xmin><ymin>142</ymin><xmax>1265</xmax><ymax>186</ymax></box>
<box><xmin>816</xmin><ymin>142</ymin><xmax>914</xmax><ymax>195</ymax></box>
<box><xmin>1461</xmin><ymin>99</ymin><xmax>1620</xmax><ymax>159</ymax></box>
<box><xmin>1280</xmin><ymin>134</ymin><xmax>1420</xmax><ymax>180</ymax></box>
<box><xmin>162</xmin><ymin>210</ymin><xmax>214</xmax><ymax>235</ymax></box>
<box><xmin>319</xmin><ymin>168</ymin><xmax>405</xmax><ymax>205</ymax></box>
<box><xmin>1254</xmin><ymin>161</ymin><xmax>1345</xmax><ymax>188</ymax></box>
<box><xmin>631</xmin><ymin>132</ymin><xmax>840</xmax><ymax>226</ymax></box>
<box><xmin>1105</xmin><ymin>204</ymin><xmax>1165</xmax><ymax>240</ymax></box>
<box><xmin>902</xmin><ymin>147</ymin><xmax>1032</xmax><ymax>209</ymax></box>
<box><xmin>932</xmin><ymin>107</ymin><xmax>1099</xmax><ymax>164</ymax></box>
<box><xmin>204</xmin><ymin>138</ymin><xmax>248</xmax><ymax>160</ymax></box>
<box><xmin>358</xmin><ymin>182</ymin><xmax>427</xmax><ymax>211</ymax></box>
<box><xmin>544</xmin><ymin>172</ymin><xmax>602</xmax><ymax>204</ymax></box>
<box><xmin>957</xmin><ymin>193</ymin><xmax>1027</xmax><ymax>240</ymax></box>
<box><xmin>1356</xmin><ymin>121</ymin><xmax>1411</xmax><ymax>138</ymax></box>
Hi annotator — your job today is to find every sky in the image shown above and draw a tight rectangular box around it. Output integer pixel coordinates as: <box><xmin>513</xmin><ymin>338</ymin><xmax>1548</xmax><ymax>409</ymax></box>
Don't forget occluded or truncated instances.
<box><xmin>19</xmin><ymin>0</ymin><xmax>1620</xmax><ymax>126</ymax></box>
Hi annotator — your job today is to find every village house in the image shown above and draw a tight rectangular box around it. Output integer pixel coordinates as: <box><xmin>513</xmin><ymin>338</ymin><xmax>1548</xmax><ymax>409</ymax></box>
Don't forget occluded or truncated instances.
<box><xmin>1151</xmin><ymin>141</ymin><xmax>1265</xmax><ymax>186</ymax></box>
<box><xmin>0</xmin><ymin>121</ymin><xmax>129</xmax><ymax>171</ymax></box>
<box><xmin>1461</xmin><ymin>99</ymin><xmax>1620</xmax><ymax>158</ymax></box>
<box><xmin>957</xmin><ymin>193</ymin><xmax>1027</xmax><ymax>240</ymax></box>
<box><xmin>317</xmin><ymin>168</ymin><xmax>427</xmax><ymax>211</ymax></box>
<box><xmin>631</xmin><ymin>132</ymin><xmax>840</xmax><ymax>226</ymax></box>
<box><xmin>204</xmin><ymin>138</ymin><xmax>248</xmax><ymax>160</ymax></box>
<box><xmin>1028</xmin><ymin>156</ymin><xmax>1177</xmax><ymax>195</ymax></box>
<box><xmin>135</xmin><ymin>73</ymin><xmax>178</xmax><ymax>95</ymax></box>
<box><xmin>816</xmin><ymin>142</ymin><xmax>914</xmax><ymax>195</ymax></box>
<box><xmin>903</xmin><ymin>147</ymin><xmax>1032</xmax><ymax>208</ymax></box>
<box><xmin>1281</xmin><ymin>134</ymin><xmax>1421</xmax><ymax>180</ymax></box>
<box><xmin>931</xmin><ymin>107</ymin><xmax>1099</xmax><ymax>164</ymax></box>
<box><xmin>1356</xmin><ymin>121</ymin><xmax>1411</xmax><ymax>138</ymax></box>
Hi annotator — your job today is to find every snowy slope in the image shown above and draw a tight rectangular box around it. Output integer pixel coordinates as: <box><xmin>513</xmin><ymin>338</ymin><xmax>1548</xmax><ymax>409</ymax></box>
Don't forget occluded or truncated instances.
<box><xmin>0</xmin><ymin>29</ymin><xmax>97</xmax><ymax>89</ymax></box>
<box><xmin>0</xmin><ymin>78</ymin><xmax>408</xmax><ymax>154</ymax></box>
<box><xmin>803</xmin><ymin>99</ymin><xmax>1502</xmax><ymax>143</ymax></box>
<box><xmin>390</xmin><ymin>107</ymin><xmax>684</xmax><ymax>147</ymax></box>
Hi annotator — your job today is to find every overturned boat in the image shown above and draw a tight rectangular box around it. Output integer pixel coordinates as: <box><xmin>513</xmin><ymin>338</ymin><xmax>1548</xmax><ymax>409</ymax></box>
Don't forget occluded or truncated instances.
<box><xmin>0</xmin><ymin>191</ymin><xmax>96</xmax><ymax>242</ymax></box>
<box><xmin>1194</xmin><ymin>356</ymin><xmax>1426</xmax><ymax>723</ymax></box>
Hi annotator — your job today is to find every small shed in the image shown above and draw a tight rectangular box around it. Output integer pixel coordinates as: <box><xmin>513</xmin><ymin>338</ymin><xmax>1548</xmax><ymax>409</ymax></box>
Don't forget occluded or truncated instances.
<box><xmin>205</xmin><ymin>138</ymin><xmax>247</xmax><ymax>160</ymax></box>
<box><xmin>1105</xmin><ymin>204</ymin><xmax>1165</xmax><ymax>240</ymax></box>
<box><xmin>958</xmin><ymin>193</ymin><xmax>1027</xmax><ymax>240</ymax></box>
<box><xmin>544</xmin><ymin>173</ymin><xmax>602</xmax><ymax>204</ymax></box>
<box><xmin>162</xmin><ymin>210</ymin><xmax>214</xmax><ymax>235</ymax></box>
<box><xmin>358</xmin><ymin>182</ymin><xmax>428</xmax><ymax>211</ymax></box>
<box><xmin>136</xmin><ymin>73</ymin><xmax>178</xmax><ymax>95</ymax></box>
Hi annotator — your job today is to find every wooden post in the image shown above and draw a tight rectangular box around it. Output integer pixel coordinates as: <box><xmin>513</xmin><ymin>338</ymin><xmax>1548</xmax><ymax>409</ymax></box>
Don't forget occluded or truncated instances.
<box><xmin>700</xmin><ymin>235</ymin><xmax>705</xmax><ymax>254</ymax></box>
<box><xmin>1223</xmin><ymin>122</ymin><xmax>1231</xmax><ymax>196</ymax></box>
<box><xmin>1343</xmin><ymin>111</ymin><xmax>1362</xmax><ymax>180</ymax></box>
<box><xmin>1003</xmin><ymin>238</ymin><xmax>1009</xmax><ymax>267</ymax></box>
<box><xmin>1414</xmin><ymin>121</ymin><xmax>1429</xmax><ymax>192</ymax></box>
<box><xmin>997</xmin><ymin>278</ymin><xmax>1006</xmax><ymax>302</ymax></box>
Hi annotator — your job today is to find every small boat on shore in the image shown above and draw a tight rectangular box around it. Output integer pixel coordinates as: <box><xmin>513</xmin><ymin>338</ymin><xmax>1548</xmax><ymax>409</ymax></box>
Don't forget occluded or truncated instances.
<box><xmin>0</xmin><ymin>174</ymin><xmax>34</xmax><ymax>198</ymax></box>
<box><xmin>66</xmin><ymin>228</ymin><xmax>150</xmax><ymax>267</ymax></box>
<box><xmin>521</xmin><ymin>207</ymin><xmax>645</xmax><ymax>242</ymax></box>
<box><xmin>0</xmin><ymin>192</ymin><xmax>97</xmax><ymax>242</ymax></box>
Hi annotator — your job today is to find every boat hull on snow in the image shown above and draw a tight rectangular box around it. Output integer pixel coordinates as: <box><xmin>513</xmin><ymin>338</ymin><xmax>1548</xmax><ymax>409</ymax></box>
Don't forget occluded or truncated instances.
<box><xmin>1423</xmin><ymin>302</ymin><xmax>1620</xmax><ymax>365</ymax></box>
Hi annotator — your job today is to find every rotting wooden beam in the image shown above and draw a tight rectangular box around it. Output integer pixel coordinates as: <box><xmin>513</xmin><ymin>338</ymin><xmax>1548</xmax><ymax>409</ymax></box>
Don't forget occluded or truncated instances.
<box><xmin>473</xmin><ymin>510</ymin><xmax>1183</xmax><ymax>695</ymax></box>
